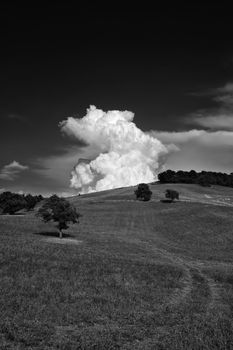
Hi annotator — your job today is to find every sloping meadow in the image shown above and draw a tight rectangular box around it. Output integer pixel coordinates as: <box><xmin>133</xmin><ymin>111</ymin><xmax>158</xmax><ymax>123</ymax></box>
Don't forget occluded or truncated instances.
<box><xmin>0</xmin><ymin>185</ymin><xmax>233</xmax><ymax>349</ymax></box>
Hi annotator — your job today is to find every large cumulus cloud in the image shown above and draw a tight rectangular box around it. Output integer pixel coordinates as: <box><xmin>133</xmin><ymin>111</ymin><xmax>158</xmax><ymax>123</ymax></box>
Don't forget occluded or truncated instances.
<box><xmin>60</xmin><ymin>105</ymin><xmax>168</xmax><ymax>193</ymax></box>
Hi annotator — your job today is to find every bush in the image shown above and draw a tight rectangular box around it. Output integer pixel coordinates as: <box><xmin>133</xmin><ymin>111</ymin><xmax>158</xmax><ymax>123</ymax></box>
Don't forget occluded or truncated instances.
<box><xmin>36</xmin><ymin>195</ymin><xmax>81</xmax><ymax>238</ymax></box>
<box><xmin>135</xmin><ymin>183</ymin><xmax>152</xmax><ymax>201</ymax></box>
<box><xmin>165</xmin><ymin>189</ymin><xmax>179</xmax><ymax>202</ymax></box>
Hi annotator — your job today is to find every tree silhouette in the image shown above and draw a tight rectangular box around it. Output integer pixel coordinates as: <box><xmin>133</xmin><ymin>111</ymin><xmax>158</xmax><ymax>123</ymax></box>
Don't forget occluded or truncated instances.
<box><xmin>37</xmin><ymin>195</ymin><xmax>80</xmax><ymax>238</ymax></box>
<box><xmin>0</xmin><ymin>192</ymin><xmax>26</xmax><ymax>214</ymax></box>
<box><xmin>135</xmin><ymin>183</ymin><xmax>152</xmax><ymax>201</ymax></box>
<box><xmin>165</xmin><ymin>189</ymin><xmax>179</xmax><ymax>202</ymax></box>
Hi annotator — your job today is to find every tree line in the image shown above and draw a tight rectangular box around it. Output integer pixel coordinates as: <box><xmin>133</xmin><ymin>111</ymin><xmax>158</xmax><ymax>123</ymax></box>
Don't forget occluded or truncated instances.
<box><xmin>158</xmin><ymin>170</ymin><xmax>233</xmax><ymax>187</ymax></box>
<box><xmin>0</xmin><ymin>191</ymin><xmax>44</xmax><ymax>214</ymax></box>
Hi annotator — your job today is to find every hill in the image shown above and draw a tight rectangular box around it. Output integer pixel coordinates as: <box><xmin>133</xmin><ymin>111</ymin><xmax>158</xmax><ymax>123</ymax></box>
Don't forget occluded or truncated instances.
<box><xmin>70</xmin><ymin>182</ymin><xmax>233</xmax><ymax>207</ymax></box>
<box><xmin>0</xmin><ymin>184</ymin><xmax>233</xmax><ymax>349</ymax></box>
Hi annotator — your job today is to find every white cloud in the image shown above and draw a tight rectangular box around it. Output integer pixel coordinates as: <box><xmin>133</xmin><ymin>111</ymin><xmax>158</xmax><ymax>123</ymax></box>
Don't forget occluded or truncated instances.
<box><xmin>152</xmin><ymin>129</ymin><xmax>233</xmax><ymax>147</ymax></box>
<box><xmin>0</xmin><ymin>161</ymin><xmax>29</xmax><ymax>181</ymax></box>
<box><xmin>32</xmin><ymin>91</ymin><xmax>233</xmax><ymax>194</ymax></box>
<box><xmin>150</xmin><ymin>129</ymin><xmax>205</xmax><ymax>144</ymax></box>
<box><xmin>60</xmin><ymin>105</ymin><xmax>168</xmax><ymax>193</ymax></box>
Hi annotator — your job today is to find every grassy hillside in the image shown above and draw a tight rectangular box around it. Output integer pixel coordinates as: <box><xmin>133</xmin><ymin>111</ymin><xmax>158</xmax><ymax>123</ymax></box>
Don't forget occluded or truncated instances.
<box><xmin>71</xmin><ymin>182</ymin><xmax>233</xmax><ymax>206</ymax></box>
<box><xmin>0</xmin><ymin>184</ymin><xmax>233</xmax><ymax>349</ymax></box>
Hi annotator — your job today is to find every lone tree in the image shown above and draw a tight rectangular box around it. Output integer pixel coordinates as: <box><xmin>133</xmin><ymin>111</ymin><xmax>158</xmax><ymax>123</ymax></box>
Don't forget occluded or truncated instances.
<box><xmin>165</xmin><ymin>189</ymin><xmax>179</xmax><ymax>202</ymax></box>
<box><xmin>37</xmin><ymin>195</ymin><xmax>80</xmax><ymax>238</ymax></box>
<box><xmin>135</xmin><ymin>183</ymin><xmax>152</xmax><ymax>201</ymax></box>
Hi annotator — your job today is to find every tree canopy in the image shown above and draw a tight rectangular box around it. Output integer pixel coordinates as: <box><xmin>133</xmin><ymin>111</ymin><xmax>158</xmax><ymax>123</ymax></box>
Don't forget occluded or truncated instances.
<box><xmin>37</xmin><ymin>195</ymin><xmax>80</xmax><ymax>238</ymax></box>
<box><xmin>165</xmin><ymin>189</ymin><xmax>179</xmax><ymax>202</ymax></box>
<box><xmin>158</xmin><ymin>170</ymin><xmax>233</xmax><ymax>188</ymax></box>
<box><xmin>135</xmin><ymin>183</ymin><xmax>152</xmax><ymax>201</ymax></box>
<box><xmin>0</xmin><ymin>191</ymin><xmax>43</xmax><ymax>214</ymax></box>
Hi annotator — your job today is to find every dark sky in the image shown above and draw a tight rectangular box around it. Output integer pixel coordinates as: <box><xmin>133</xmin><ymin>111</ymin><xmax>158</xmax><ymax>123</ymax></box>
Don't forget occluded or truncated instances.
<box><xmin>1</xmin><ymin>3</ymin><xmax>233</xmax><ymax>195</ymax></box>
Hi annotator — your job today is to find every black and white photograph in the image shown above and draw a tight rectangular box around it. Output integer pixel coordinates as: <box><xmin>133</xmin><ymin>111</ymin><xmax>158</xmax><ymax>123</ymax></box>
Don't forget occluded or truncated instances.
<box><xmin>1</xmin><ymin>2</ymin><xmax>233</xmax><ymax>349</ymax></box>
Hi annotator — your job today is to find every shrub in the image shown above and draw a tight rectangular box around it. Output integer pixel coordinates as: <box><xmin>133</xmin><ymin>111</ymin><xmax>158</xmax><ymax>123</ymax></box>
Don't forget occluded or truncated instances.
<box><xmin>165</xmin><ymin>189</ymin><xmax>179</xmax><ymax>202</ymax></box>
<box><xmin>135</xmin><ymin>183</ymin><xmax>152</xmax><ymax>201</ymax></box>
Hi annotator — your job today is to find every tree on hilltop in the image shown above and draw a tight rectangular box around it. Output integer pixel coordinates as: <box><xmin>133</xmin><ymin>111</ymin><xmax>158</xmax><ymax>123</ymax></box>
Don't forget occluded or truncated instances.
<box><xmin>165</xmin><ymin>189</ymin><xmax>179</xmax><ymax>202</ymax></box>
<box><xmin>37</xmin><ymin>195</ymin><xmax>80</xmax><ymax>238</ymax></box>
<box><xmin>135</xmin><ymin>183</ymin><xmax>152</xmax><ymax>201</ymax></box>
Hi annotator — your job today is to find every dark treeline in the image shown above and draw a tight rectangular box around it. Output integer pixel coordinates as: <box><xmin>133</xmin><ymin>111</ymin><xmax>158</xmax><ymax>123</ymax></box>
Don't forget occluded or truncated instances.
<box><xmin>158</xmin><ymin>170</ymin><xmax>233</xmax><ymax>187</ymax></box>
<box><xmin>0</xmin><ymin>191</ymin><xmax>44</xmax><ymax>215</ymax></box>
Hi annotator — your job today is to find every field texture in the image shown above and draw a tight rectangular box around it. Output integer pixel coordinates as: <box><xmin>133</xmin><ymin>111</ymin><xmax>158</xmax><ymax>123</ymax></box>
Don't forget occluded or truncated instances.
<box><xmin>0</xmin><ymin>184</ymin><xmax>233</xmax><ymax>349</ymax></box>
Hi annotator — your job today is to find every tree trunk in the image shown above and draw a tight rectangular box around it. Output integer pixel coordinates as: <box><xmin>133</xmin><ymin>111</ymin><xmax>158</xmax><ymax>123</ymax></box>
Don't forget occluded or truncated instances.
<box><xmin>59</xmin><ymin>229</ymin><xmax>63</xmax><ymax>239</ymax></box>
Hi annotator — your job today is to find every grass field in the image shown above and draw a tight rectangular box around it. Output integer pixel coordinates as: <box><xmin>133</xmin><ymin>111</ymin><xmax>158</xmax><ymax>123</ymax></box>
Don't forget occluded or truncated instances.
<box><xmin>0</xmin><ymin>183</ymin><xmax>233</xmax><ymax>349</ymax></box>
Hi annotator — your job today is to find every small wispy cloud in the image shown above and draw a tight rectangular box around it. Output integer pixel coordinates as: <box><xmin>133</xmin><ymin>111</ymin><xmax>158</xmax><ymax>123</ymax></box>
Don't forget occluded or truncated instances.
<box><xmin>188</xmin><ymin>83</ymin><xmax>233</xmax><ymax>99</ymax></box>
<box><xmin>215</xmin><ymin>83</ymin><xmax>233</xmax><ymax>95</ymax></box>
<box><xmin>0</xmin><ymin>161</ymin><xmax>29</xmax><ymax>181</ymax></box>
<box><xmin>186</xmin><ymin>82</ymin><xmax>233</xmax><ymax>130</ymax></box>
<box><xmin>189</xmin><ymin>114</ymin><xmax>233</xmax><ymax>130</ymax></box>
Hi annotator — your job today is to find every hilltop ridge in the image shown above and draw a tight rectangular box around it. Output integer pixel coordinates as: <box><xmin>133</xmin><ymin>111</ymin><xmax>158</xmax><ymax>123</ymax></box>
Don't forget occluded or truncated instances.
<box><xmin>69</xmin><ymin>183</ymin><xmax>233</xmax><ymax>208</ymax></box>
